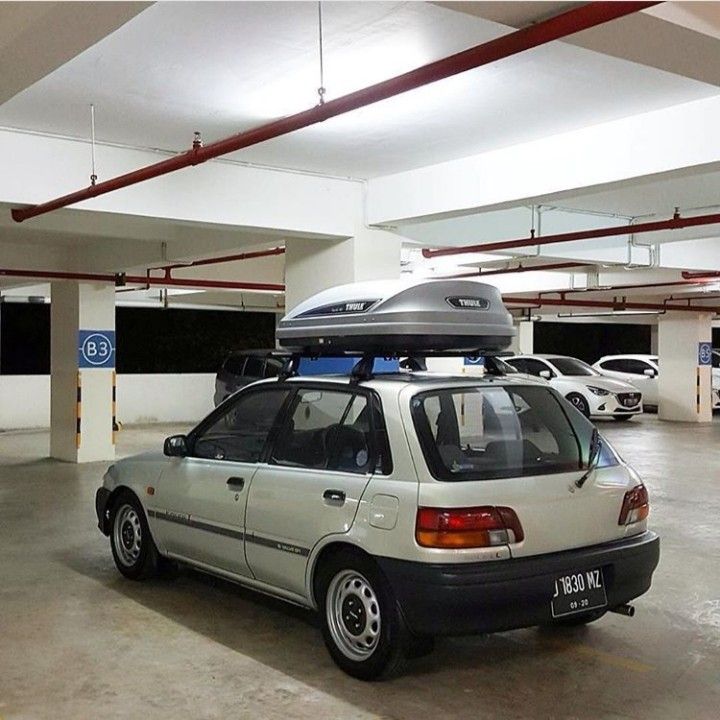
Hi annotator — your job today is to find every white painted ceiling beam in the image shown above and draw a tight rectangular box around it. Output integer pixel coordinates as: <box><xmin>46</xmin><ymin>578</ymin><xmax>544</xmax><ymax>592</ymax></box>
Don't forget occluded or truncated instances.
<box><xmin>436</xmin><ymin>2</ymin><xmax>720</xmax><ymax>87</ymax></box>
<box><xmin>0</xmin><ymin>2</ymin><xmax>151</xmax><ymax>105</ymax></box>
<box><xmin>0</xmin><ymin>129</ymin><xmax>363</xmax><ymax>238</ymax></box>
<box><xmin>367</xmin><ymin>95</ymin><xmax>720</xmax><ymax>226</ymax></box>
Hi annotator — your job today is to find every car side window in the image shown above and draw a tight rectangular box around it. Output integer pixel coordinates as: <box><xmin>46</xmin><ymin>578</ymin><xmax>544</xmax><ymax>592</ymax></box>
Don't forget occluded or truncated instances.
<box><xmin>524</xmin><ymin>359</ymin><xmax>553</xmax><ymax>377</ymax></box>
<box><xmin>193</xmin><ymin>388</ymin><xmax>289</xmax><ymax>462</ymax></box>
<box><xmin>271</xmin><ymin>388</ymin><xmax>373</xmax><ymax>474</ymax></box>
<box><xmin>223</xmin><ymin>355</ymin><xmax>246</xmax><ymax>375</ymax></box>
<box><xmin>243</xmin><ymin>356</ymin><xmax>264</xmax><ymax>377</ymax></box>
<box><xmin>506</xmin><ymin>358</ymin><xmax>526</xmax><ymax>373</ymax></box>
<box><xmin>600</xmin><ymin>359</ymin><xmax>625</xmax><ymax>372</ymax></box>
<box><xmin>625</xmin><ymin>359</ymin><xmax>653</xmax><ymax>375</ymax></box>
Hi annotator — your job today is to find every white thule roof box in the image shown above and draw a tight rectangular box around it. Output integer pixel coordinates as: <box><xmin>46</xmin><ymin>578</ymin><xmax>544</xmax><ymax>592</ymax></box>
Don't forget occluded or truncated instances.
<box><xmin>276</xmin><ymin>279</ymin><xmax>515</xmax><ymax>355</ymax></box>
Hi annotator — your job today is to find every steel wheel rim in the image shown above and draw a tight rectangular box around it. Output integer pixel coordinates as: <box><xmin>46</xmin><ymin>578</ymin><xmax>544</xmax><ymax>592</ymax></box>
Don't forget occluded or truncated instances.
<box><xmin>326</xmin><ymin>570</ymin><xmax>381</xmax><ymax>661</ymax></box>
<box><xmin>113</xmin><ymin>504</ymin><xmax>142</xmax><ymax>567</ymax></box>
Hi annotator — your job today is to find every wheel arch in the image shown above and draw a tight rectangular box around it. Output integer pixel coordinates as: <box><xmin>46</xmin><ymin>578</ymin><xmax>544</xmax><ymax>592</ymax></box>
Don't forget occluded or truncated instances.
<box><xmin>100</xmin><ymin>485</ymin><xmax>147</xmax><ymax>535</ymax></box>
<box><xmin>307</xmin><ymin>540</ymin><xmax>374</xmax><ymax>609</ymax></box>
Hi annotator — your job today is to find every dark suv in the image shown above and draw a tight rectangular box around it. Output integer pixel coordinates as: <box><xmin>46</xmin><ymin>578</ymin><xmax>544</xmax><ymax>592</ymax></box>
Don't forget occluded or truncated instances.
<box><xmin>214</xmin><ymin>350</ymin><xmax>286</xmax><ymax>405</ymax></box>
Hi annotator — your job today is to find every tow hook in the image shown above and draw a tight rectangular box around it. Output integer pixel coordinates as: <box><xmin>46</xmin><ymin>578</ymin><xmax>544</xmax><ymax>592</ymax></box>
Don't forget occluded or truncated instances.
<box><xmin>609</xmin><ymin>603</ymin><xmax>635</xmax><ymax>617</ymax></box>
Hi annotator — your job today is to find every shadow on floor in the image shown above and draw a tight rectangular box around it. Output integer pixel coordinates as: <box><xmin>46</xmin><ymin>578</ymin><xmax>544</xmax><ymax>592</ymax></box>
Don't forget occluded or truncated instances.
<box><xmin>54</xmin><ymin>544</ymin><xmax>657</xmax><ymax>720</ymax></box>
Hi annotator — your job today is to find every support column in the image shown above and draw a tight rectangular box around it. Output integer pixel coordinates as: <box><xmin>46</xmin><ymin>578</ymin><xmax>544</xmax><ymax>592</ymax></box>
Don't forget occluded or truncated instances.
<box><xmin>509</xmin><ymin>320</ymin><xmax>534</xmax><ymax>354</ymax></box>
<box><xmin>657</xmin><ymin>312</ymin><xmax>712</xmax><ymax>423</ymax></box>
<box><xmin>650</xmin><ymin>324</ymin><xmax>658</xmax><ymax>354</ymax></box>
<box><xmin>284</xmin><ymin>228</ymin><xmax>401</xmax><ymax>311</ymax></box>
<box><xmin>50</xmin><ymin>282</ymin><xmax>116</xmax><ymax>462</ymax></box>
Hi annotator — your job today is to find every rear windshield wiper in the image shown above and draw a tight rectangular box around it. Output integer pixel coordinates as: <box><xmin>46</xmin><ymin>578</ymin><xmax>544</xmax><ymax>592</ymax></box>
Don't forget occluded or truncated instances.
<box><xmin>575</xmin><ymin>428</ymin><xmax>600</xmax><ymax>489</ymax></box>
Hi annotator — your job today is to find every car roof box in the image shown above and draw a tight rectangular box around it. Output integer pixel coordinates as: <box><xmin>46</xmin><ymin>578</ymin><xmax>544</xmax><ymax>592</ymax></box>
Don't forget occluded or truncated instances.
<box><xmin>276</xmin><ymin>279</ymin><xmax>515</xmax><ymax>355</ymax></box>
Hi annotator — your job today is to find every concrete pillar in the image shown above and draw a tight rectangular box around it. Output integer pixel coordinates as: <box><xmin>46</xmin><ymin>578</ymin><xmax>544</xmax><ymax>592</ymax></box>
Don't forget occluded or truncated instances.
<box><xmin>657</xmin><ymin>311</ymin><xmax>712</xmax><ymax>423</ymax></box>
<box><xmin>50</xmin><ymin>283</ymin><xmax>116</xmax><ymax>462</ymax></box>
<box><xmin>650</xmin><ymin>324</ymin><xmax>658</xmax><ymax>354</ymax></box>
<box><xmin>509</xmin><ymin>320</ymin><xmax>534</xmax><ymax>354</ymax></box>
<box><xmin>284</xmin><ymin>228</ymin><xmax>401</xmax><ymax>311</ymax></box>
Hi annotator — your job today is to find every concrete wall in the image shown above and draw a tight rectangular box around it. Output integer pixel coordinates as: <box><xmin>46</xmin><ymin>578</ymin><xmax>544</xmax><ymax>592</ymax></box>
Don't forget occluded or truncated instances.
<box><xmin>0</xmin><ymin>374</ymin><xmax>215</xmax><ymax>430</ymax></box>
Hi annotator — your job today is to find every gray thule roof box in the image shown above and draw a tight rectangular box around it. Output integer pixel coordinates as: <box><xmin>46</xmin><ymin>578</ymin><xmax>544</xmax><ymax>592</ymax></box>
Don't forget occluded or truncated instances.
<box><xmin>276</xmin><ymin>279</ymin><xmax>515</xmax><ymax>355</ymax></box>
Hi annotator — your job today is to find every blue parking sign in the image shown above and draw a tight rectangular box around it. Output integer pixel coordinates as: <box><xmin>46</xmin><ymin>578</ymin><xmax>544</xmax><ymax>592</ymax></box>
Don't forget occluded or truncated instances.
<box><xmin>698</xmin><ymin>342</ymin><xmax>712</xmax><ymax>367</ymax></box>
<box><xmin>464</xmin><ymin>356</ymin><xmax>485</xmax><ymax>367</ymax></box>
<box><xmin>79</xmin><ymin>330</ymin><xmax>116</xmax><ymax>369</ymax></box>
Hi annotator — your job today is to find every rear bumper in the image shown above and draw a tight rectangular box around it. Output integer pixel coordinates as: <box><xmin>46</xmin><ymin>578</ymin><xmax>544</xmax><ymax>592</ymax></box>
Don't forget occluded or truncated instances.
<box><xmin>376</xmin><ymin>531</ymin><xmax>659</xmax><ymax>636</ymax></box>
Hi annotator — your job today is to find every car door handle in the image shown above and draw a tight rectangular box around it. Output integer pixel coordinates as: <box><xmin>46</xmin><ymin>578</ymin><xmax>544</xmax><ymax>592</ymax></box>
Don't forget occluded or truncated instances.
<box><xmin>227</xmin><ymin>477</ymin><xmax>245</xmax><ymax>490</ymax></box>
<box><xmin>323</xmin><ymin>489</ymin><xmax>346</xmax><ymax>504</ymax></box>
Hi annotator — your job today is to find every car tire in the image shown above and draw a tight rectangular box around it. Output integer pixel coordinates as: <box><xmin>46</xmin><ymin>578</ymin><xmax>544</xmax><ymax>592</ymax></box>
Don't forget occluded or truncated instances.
<box><xmin>566</xmin><ymin>392</ymin><xmax>590</xmax><ymax>418</ymax></box>
<box><xmin>316</xmin><ymin>550</ymin><xmax>411</xmax><ymax>680</ymax></box>
<box><xmin>548</xmin><ymin>609</ymin><xmax>607</xmax><ymax>627</ymax></box>
<box><xmin>613</xmin><ymin>415</ymin><xmax>633</xmax><ymax>422</ymax></box>
<box><xmin>110</xmin><ymin>490</ymin><xmax>160</xmax><ymax>580</ymax></box>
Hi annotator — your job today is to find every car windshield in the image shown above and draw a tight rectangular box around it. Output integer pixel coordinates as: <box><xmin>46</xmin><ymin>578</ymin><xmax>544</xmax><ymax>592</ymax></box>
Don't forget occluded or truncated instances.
<box><xmin>550</xmin><ymin>357</ymin><xmax>598</xmax><ymax>376</ymax></box>
<box><xmin>411</xmin><ymin>384</ymin><xmax>592</xmax><ymax>482</ymax></box>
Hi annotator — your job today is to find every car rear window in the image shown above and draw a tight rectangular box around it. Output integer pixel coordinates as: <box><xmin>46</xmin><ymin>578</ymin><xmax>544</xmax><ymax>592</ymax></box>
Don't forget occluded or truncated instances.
<box><xmin>411</xmin><ymin>385</ymin><xmax>584</xmax><ymax>482</ymax></box>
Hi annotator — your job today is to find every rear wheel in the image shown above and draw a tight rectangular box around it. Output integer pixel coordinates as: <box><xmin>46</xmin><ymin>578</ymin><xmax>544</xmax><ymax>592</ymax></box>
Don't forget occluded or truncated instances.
<box><xmin>613</xmin><ymin>414</ymin><xmax>633</xmax><ymax>422</ymax></box>
<box><xmin>110</xmin><ymin>491</ymin><xmax>160</xmax><ymax>580</ymax></box>
<box><xmin>316</xmin><ymin>550</ymin><xmax>411</xmax><ymax>680</ymax></box>
<box><xmin>566</xmin><ymin>392</ymin><xmax>590</xmax><ymax>418</ymax></box>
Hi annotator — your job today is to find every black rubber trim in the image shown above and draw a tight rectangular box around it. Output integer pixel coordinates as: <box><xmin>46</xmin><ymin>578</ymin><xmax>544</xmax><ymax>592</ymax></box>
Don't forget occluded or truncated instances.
<box><xmin>376</xmin><ymin>532</ymin><xmax>660</xmax><ymax>636</ymax></box>
<box><xmin>95</xmin><ymin>487</ymin><xmax>112</xmax><ymax>534</ymax></box>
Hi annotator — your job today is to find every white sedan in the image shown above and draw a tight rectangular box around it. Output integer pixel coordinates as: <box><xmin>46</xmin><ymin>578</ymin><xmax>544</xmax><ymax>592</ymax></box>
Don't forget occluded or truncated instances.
<box><xmin>505</xmin><ymin>354</ymin><xmax>643</xmax><ymax>421</ymax></box>
<box><xmin>595</xmin><ymin>353</ymin><xmax>720</xmax><ymax>410</ymax></box>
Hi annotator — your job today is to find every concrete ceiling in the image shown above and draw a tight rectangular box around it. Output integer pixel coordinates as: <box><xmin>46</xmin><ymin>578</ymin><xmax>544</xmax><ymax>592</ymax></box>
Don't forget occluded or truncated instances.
<box><xmin>0</xmin><ymin>1</ymin><xmax>716</xmax><ymax>178</ymax></box>
<box><xmin>0</xmin><ymin>1</ymin><xmax>150</xmax><ymax>105</ymax></box>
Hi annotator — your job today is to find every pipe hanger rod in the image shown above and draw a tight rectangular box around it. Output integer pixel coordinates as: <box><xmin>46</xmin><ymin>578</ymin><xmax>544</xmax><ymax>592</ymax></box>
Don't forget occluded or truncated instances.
<box><xmin>10</xmin><ymin>2</ymin><xmax>657</xmax><ymax>223</ymax></box>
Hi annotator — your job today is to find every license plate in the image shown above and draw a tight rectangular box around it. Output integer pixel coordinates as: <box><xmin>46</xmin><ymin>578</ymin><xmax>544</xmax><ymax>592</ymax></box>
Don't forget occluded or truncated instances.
<box><xmin>551</xmin><ymin>568</ymin><xmax>607</xmax><ymax>618</ymax></box>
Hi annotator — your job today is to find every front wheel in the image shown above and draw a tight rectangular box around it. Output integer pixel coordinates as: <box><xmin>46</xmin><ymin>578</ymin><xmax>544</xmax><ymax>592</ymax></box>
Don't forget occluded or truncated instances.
<box><xmin>317</xmin><ymin>551</ymin><xmax>410</xmax><ymax>680</ymax></box>
<box><xmin>110</xmin><ymin>491</ymin><xmax>160</xmax><ymax>580</ymax></box>
<box><xmin>566</xmin><ymin>392</ymin><xmax>590</xmax><ymax>418</ymax></box>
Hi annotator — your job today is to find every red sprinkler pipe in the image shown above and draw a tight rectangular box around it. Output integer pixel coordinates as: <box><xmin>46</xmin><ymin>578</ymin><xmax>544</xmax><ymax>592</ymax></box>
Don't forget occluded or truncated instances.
<box><xmin>541</xmin><ymin>277</ymin><xmax>719</xmax><ymax>296</ymax></box>
<box><xmin>10</xmin><ymin>2</ymin><xmax>657</xmax><ymax>223</ymax></box>
<box><xmin>503</xmin><ymin>295</ymin><xmax>720</xmax><ymax>313</ymax></box>
<box><xmin>437</xmin><ymin>261</ymin><xmax>588</xmax><ymax>279</ymax></box>
<box><xmin>681</xmin><ymin>270</ymin><xmax>720</xmax><ymax>279</ymax></box>
<box><xmin>422</xmin><ymin>210</ymin><xmax>720</xmax><ymax>259</ymax></box>
<box><xmin>0</xmin><ymin>268</ymin><xmax>285</xmax><ymax>292</ymax></box>
<box><xmin>157</xmin><ymin>246</ymin><xmax>285</xmax><ymax>277</ymax></box>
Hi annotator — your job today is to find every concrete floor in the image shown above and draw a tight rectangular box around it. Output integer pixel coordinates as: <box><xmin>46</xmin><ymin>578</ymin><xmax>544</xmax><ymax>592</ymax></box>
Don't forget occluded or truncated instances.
<box><xmin>1</xmin><ymin>418</ymin><xmax>718</xmax><ymax>720</ymax></box>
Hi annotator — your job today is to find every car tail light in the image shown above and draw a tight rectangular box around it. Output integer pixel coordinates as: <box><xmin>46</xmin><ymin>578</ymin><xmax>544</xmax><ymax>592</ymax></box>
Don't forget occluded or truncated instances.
<box><xmin>415</xmin><ymin>506</ymin><xmax>524</xmax><ymax>548</ymax></box>
<box><xmin>618</xmin><ymin>484</ymin><xmax>649</xmax><ymax>525</ymax></box>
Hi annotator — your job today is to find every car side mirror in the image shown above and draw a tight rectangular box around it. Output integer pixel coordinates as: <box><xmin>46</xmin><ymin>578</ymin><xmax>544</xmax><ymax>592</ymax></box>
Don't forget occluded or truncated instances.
<box><xmin>539</xmin><ymin>370</ymin><xmax>552</xmax><ymax>379</ymax></box>
<box><xmin>164</xmin><ymin>434</ymin><xmax>189</xmax><ymax>457</ymax></box>
<box><xmin>643</xmin><ymin>368</ymin><xmax>656</xmax><ymax>377</ymax></box>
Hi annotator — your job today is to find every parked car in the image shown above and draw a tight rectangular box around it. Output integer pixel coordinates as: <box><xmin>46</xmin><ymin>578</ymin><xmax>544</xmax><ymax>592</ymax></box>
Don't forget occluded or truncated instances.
<box><xmin>595</xmin><ymin>353</ymin><xmax>720</xmax><ymax>410</ymax></box>
<box><xmin>214</xmin><ymin>350</ymin><xmax>286</xmax><ymax>405</ymax></box>
<box><xmin>505</xmin><ymin>354</ymin><xmax>643</xmax><ymax>421</ymax></box>
<box><xmin>95</xmin><ymin>280</ymin><xmax>658</xmax><ymax>680</ymax></box>
<box><xmin>593</xmin><ymin>355</ymin><xmax>661</xmax><ymax>407</ymax></box>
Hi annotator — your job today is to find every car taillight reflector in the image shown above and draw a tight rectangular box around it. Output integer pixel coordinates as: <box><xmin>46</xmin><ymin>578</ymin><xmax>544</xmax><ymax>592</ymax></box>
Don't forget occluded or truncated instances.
<box><xmin>415</xmin><ymin>506</ymin><xmax>524</xmax><ymax>549</ymax></box>
<box><xmin>618</xmin><ymin>484</ymin><xmax>649</xmax><ymax>525</ymax></box>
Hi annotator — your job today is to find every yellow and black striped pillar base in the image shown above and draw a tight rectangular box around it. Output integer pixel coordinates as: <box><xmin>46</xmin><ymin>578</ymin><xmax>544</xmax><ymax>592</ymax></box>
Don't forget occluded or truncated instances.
<box><xmin>112</xmin><ymin>371</ymin><xmax>117</xmax><ymax>445</ymax></box>
<box><xmin>76</xmin><ymin>372</ymin><xmax>82</xmax><ymax>449</ymax></box>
